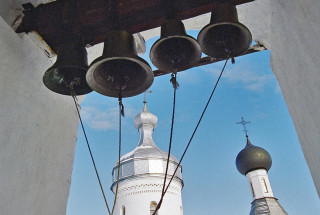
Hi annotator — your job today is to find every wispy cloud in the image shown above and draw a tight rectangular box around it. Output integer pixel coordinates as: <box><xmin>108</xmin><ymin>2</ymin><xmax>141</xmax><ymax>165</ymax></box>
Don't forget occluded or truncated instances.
<box><xmin>205</xmin><ymin>65</ymin><xmax>277</xmax><ymax>92</ymax></box>
<box><xmin>178</xmin><ymin>70</ymin><xmax>202</xmax><ymax>84</ymax></box>
<box><xmin>80</xmin><ymin>106</ymin><xmax>136</xmax><ymax>131</ymax></box>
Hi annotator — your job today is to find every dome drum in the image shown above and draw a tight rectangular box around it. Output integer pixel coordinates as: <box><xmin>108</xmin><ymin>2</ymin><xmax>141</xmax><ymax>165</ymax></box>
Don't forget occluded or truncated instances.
<box><xmin>111</xmin><ymin>157</ymin><xmax>183</xmax><ymax>190</ymax></box>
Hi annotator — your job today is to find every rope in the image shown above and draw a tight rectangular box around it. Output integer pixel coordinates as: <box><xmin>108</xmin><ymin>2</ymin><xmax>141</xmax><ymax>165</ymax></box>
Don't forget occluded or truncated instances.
<box><xmin>111</xmin><ymin>89</ymin><xmax>124</xmax><ymax>214</ymax></box>
<box><xmin>71</xmin><ymin>90</ymin><xmax>112</xmax><ymax>215</ymax></box>
<box><xmin>152</xmin><ymin>59</ymin><xmax>229</xmax><ymax>215</ymax></box>
<box><xmin>155</xmin><ymin>72</ymin><xmax>178</xmax><ymax>214</ymax></box>
<box><xmin>70</xmin><ymin>84</ymin><xmax>123</xmax><ymax>215</ymax></box>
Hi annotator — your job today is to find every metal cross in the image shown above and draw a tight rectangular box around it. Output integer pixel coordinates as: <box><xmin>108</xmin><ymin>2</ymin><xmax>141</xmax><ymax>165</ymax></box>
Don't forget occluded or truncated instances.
<box><xmin>236</xmin><ymin>117</ymin><xmax>251</xmax><ymax>136</ymax></box>
<box><xmin>143</xmin><ymin>90</ymin><xmax>152</xmax><ymax>103</ymax></box>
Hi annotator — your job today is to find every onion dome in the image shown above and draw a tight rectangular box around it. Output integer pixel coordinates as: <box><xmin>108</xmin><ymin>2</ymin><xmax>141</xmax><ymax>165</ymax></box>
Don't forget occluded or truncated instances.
<box><xmin>111</xmin><ymin>102</ymin><xmax>183</xmax><ymax>191</ymax></box>
<box><xmin>236</xmin><ymin>136</ymin><xmax>272</xmax><ymax>175</ymax></box>
<box><xmin>133</xmin><ymin>102</ymin><xmax>157</xmax><ymax>129</ymax></box>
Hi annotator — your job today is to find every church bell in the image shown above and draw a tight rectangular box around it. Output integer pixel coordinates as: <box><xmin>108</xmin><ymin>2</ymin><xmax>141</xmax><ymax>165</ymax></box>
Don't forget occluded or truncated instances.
<box><xmin>150</xmin><ymin>18</ymin><xmax>202</xmax><ymax>72</ymax></box>
<box><xmin>86</xmin><ymin>30</ymin><xmax>154</xmax><ymax>98</ymax></box>
<box><xmin>43</xmin><ymin>42</ymin><xmax>92</xmax><ymax>96</ymax></box>
<box><xmin>197</xmin><ymin>3</ymin><xmax>252</xmax><ymax>58</ymax></box>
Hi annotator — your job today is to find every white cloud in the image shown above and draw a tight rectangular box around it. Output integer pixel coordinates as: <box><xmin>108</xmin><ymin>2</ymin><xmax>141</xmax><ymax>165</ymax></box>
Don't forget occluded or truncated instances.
<box><xmin>178</xmin><ymin>70</ymin><xmax>202</xmax><ymax>84</ymax></box>
<box><xmin>80</xmin><ymin>106</ymin><xmax>136</xmax><ymax>131</ymax></box>
<box><xmin>205</xmin><ymin>65</ymin><xmax>277</xmax><ymax>92</ymax></box>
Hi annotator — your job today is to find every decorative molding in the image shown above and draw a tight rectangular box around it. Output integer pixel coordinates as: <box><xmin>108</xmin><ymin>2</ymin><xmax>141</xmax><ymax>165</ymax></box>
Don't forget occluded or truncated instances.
<box><xmin>111</xmin><ymin>173</ymin><xmax>184</xmax><ymax>190</ymax></box>
<box><xmin>116</xmin><ymin>183</ymin><xmax>181</xmax><ymax>198</ymax></box>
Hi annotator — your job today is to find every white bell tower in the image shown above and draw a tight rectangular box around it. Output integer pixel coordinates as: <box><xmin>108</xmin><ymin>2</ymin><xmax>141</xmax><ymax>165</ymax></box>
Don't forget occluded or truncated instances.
<box><xmin>111</xmin><ymin>102</ymin><xmax>184</xmax><ymax>215</ymax></box>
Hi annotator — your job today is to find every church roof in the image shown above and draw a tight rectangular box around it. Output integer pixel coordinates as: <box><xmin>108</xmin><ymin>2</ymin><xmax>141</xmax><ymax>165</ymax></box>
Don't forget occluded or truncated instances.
<box><xmin>111</xmin><ymin>102</ymin><xmax>183</xmax><ymax>191</ymax></box>
<box><xmin>250</xmin><ymin>198</ymin><xmax>288</xmax><ymax>215</ymax></box>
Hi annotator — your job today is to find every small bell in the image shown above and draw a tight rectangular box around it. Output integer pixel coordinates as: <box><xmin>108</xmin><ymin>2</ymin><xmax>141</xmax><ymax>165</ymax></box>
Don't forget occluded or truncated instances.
<box><xmin>150</xmin><ymin>18</ymin><xmax>202</xmax><ymax>72</ymax></box>
<box><xmin>86</xmin><ymin>30</ymin><xmax>154</xmax><ymax>98</ymax></box>
<box><xmin>43</xmin><ymin>42</ymin><xmax>92</xmax><ymax>96</ymax></box>
<box><xmin>197</xmin><ymin>3</ymin><xmax>252</xmax><ymax>58</ymax></box>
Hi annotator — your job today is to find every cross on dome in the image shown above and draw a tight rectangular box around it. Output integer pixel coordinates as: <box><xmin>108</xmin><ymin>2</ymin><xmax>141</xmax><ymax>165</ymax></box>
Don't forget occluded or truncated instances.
<box><xmin>236</xmin><ymin>117</ymin><xmax>250</xmax><ymax>136</ymax></box>
<box><xmin>143</xmin><ymin>90</ymin><xmax>152</xmax><ymax>104</ymax></box>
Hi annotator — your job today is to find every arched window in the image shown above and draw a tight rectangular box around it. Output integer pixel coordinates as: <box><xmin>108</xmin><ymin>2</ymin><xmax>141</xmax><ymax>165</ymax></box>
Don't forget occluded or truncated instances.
<box><xmin>150</xmin><ymin>201</ymin><xmax>158</xmax><ymax>215</ymax></box>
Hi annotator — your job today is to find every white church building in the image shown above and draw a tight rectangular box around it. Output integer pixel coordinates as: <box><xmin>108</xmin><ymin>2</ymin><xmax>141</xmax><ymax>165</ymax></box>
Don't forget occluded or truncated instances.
<box><xmin>111</xmin><ymin>102</ymin><xmax>184</xmax><ymax>215</ymax></box>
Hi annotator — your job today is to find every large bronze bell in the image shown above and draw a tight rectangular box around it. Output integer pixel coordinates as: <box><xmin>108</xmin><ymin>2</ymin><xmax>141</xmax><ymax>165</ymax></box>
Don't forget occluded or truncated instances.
<box><xmin>43</xmin><ymin>42</ymin><xmax>92</xmax><ymax>96</ymax></box>
<box><xmin>86</xmin><ymin>30</ymin><xmax>154</xmax><ymax>98</ymax></box>
<box><xmin>150</xmin><ymin>18</ymin><xmax>202</xmax><ymax>72</ymax></box>
<box><xmin>197</xmin><ymin>3</ymin><xmax>252</xmax><ymax>58</ymax></box>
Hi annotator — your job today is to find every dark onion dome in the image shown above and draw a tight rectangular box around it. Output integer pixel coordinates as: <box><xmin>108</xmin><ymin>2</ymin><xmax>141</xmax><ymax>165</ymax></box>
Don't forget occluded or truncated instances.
<box><xmin>236</xmin><ymin>136</ymin><xmax>272</xmax><ymax>175</ymax></box>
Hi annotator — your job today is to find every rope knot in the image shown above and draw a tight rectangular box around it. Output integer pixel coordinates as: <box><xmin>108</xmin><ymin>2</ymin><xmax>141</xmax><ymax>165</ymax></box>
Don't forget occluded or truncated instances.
<box><xmin>119</xmin><ymin>101</ymin><xmax>125</xmax><ymax>117</ymax></box>
<box><xmin>118</xmin><ymin>88</ymin><xmax>125</xmax><ymax>117</ymax></box>
<box><xmin>170</xmin><ymin>71</ymin><xmax>179</xmax><ymax>89</ymax></box>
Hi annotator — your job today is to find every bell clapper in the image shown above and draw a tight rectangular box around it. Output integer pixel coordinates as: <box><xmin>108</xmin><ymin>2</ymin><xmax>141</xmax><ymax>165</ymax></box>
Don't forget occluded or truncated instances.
<box><xmin>113</xmin><ymin>74</ymin><xmax>129</xmax><ymax>91</ymax></box>
<box><xmin>224</xmin><ymin>38</ymin><xmax>236</xmax><ymax>64</ymax></box>
<box><xmin>67</xmin><ymin>80</ymin><xmax>77</xmax><ymax>100</ymax></box>
<box><xmin>64</xmin><ymin>74</ymin><xmax>81</xmax><ymax>88</ymax></box>
<box><xmin>116</xmin><ymin>75</ymin><xmax>127</xmax><ymax>117</ymax></box>
<box><xmin>225</xmin><ymin>47</ymin><xmax>236</xmax><ymax>64</ymax></box>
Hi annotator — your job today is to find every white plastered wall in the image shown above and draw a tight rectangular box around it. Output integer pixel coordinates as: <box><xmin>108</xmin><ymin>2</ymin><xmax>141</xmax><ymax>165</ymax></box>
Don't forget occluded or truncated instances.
<box><xmin>269</xmin><ymin>0</ymin><xmax>320</xmax><ymax>197</ymax></box>
<box><xmin>112</xmin><ymin>177</ymin><xmax>183</xmax><ymax>215</ymax></box>
<box><xmin>0</xmin><ymin>11</ymin><xmax>80</xmax><ymax>215</ymax></box>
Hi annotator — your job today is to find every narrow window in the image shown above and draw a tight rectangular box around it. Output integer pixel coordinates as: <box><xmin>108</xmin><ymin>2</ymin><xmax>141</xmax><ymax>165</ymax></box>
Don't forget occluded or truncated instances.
<box><xmin>261</xmin><ymin>178</ymin><xmax>269</xmax><ymax>193</ymax></box>
<box><xmin>180</xmin><ymin>206</ymin><xmax>183</xmax><ymax>215</ymax></box>
<box><xmin>250</xmin><ymin>182</ymin><xmax>255</xmax><ymax>197</ymax></box>
<box><xmin>121</xmin><ymin>206</ymin><xmax>125</xmax><ymax>215</ymax></box>
<box><xmin>150</xmin><ymin>201</ymin><xmax>158</xmax><ymax>215</ymax></box>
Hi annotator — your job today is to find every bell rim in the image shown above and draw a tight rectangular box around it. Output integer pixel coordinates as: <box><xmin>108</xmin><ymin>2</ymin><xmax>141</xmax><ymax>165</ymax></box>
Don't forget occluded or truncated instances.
<box><xmin>197</xmin><ymin>21</ymin><xmax>252</xmax><ymax>58</ymax></box>
<box><xmin>150</xmin><ymin>35</ymin><xmax>202</xmax><ymax>71</ymax></box>
<box><xmin>86</xmin><ymin>56</ymin><xmax>154</xmax><ymax>98</ymax></box>
<box><xmin>43</xmin><ymin>66</ymin><xmax>92</xmax><ymax>96</ymax></box>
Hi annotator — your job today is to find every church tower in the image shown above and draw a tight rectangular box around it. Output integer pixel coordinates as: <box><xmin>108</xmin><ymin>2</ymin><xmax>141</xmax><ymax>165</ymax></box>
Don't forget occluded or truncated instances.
<box><xmin>236</xmin><ymin>135</ymin><xmax>288</xmax><ymax>215</ymax></box>
<box><xmin>111</xmin><ymin>102</ymin><xmax>184</xmax><ymax>215</ymax></box>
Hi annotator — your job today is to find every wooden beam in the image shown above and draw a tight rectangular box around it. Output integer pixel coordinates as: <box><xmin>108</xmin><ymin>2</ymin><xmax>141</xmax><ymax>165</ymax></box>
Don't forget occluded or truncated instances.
<box><xmin>153</xmin><ymin>44</ymin><xmax>266</xmax><ymax>77</ymax></box>
<box><xmin>16</xmin><ymin>0</ymin><xmax>254</xmax><ymax>52</ymax></box>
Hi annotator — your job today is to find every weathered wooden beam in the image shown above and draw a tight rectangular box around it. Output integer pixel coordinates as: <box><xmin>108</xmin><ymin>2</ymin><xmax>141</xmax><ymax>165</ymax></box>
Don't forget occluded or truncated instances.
<box><xmin>16</xmin><ymin>0</ymin><xmax>254</xmax><ymax>52</ymax></box>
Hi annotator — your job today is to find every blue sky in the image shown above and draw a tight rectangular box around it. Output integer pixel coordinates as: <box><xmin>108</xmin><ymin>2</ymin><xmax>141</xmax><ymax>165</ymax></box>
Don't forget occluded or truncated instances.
<box><xmin>67</xmin><ymin>31</ymin><xmax>320</xmax><ymax>215</ymax></box>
